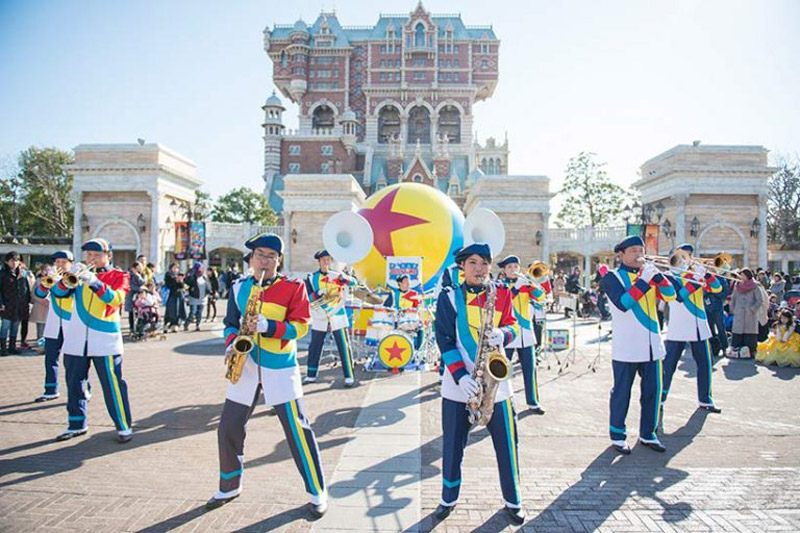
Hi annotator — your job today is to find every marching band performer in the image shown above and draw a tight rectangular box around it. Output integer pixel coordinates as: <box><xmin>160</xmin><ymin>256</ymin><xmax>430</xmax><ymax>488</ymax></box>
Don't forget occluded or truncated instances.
<box><xmin>497</xmin><ymin>255</ymin><xmax>546</xmax><ymax>414</ymax></box>
<box><xmin>661</xmin><ymin>244</ymin><xmax>723</xmax><ymax>419</ymax></box>
<box><xmin>207</xmin><ymin>233</ymin><xmax>328</xmax><ymax>517</ymax></box>
<box><xmin>34</xmin><ymin>250</ymin><xmax>77</xmax><ymax>402</ymax></box>
<box><xmin>383</xmin><ymin>274</ymin><xmax>423</xmax><ymax>349</ymax></box>
<box><xmin>704</xmin><ymin>259</ymin><xmax>731</xmax><ymax>358</ymax></box>
<box><xmin>434</xmin><ymin>243</ymin><xmax>525</xmax><ymax>525</ymax></box>
<box><xmin>304</xmin><ymin>250</ymin><xmax>357</xmax><ymax>387</ymax></box>
<box><xmin>54</xmin><ymin>238</ymin><xmax>132</xmax><ymax>443</ymax></box>
<box><xmin>600</xmin><ymin>236</ymin><xmax>676</xmax><ymax>455</ymax></box>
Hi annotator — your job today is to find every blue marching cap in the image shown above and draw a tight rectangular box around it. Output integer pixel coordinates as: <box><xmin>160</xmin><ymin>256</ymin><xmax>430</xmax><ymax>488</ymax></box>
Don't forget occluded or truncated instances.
<box><xmin>676</xmin><ymin>243</ymin><xmax>694</xmax><ymax>254</ymax></box>
<box><xmin>51</xmin><ymin>250</ymin><xmax>74</xmax><ymax>261</ymax></box>
<box><xmin>451</xmin><ymin>246</ymin><xmax>463</xmax><ymax>258</ymax></box>
<box><xmin>314</xmin><ymin>249</ymin><xmax>331</xmax><ymax>260</ymax></box>
<box><xmin>497</xmin><ymin>255</ymin><xmax>520</xmax><ymax>268</ymax></box>
<box><xmin>455</xmin><ymin>243</ymin><xmax>492</xmax><ymax>264</ymax></box>
<box><xmin>396</xmin><ymin>274</ymin><xmax>409</xmax><ymax>283</ymax></box>
<box><xmin>245</xmin><ymin>233</ymin><xmax>283</xmax><ymax>254</ymax></box>
<box><xmin>81</xmin><ymin>238</ymin><xmax>112</xmax><ymax>252</ymax></box>
<box><xmin>613</xmin><ymin>235</ymin><xmax>645</xmax><ymax>254</ymax></box>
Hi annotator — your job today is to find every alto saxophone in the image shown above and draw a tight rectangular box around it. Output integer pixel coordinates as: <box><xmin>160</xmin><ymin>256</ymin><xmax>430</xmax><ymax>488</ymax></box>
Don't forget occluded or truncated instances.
<box><xmin>466</xmin><ymin>279</ymin><xmax>512</xmax><ymax>426</ymax></box>
<box><xmin>226</xmin><ymin>272</ymin><xmax>265</xmax><ymax>384</ymax></box>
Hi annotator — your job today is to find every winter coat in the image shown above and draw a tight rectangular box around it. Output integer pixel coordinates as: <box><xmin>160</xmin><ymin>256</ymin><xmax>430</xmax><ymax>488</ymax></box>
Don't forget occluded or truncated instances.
<box><xmin>124</xmin><ymin>270</ymin><xmax>146</xmax><ymax>312</ymax></box>
<box><xmin>731</xmin><ymin>283</ymin><xmax>764</xmax><ymax>335</ymax></box>
<box><xmin>0</xmin><ymin>264</ymin><xmax>32</xmax><ymax>321</ymax></box>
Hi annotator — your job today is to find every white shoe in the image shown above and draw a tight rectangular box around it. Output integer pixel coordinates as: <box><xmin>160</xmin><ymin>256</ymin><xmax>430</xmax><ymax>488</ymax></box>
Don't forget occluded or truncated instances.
<box><xmin>303</xmin><ymin>376</ymin><xmax>317</xmax><ymax>384</ymax></box>
<box><xmin>344</xmin><ymin>377</ymin><xmax>355</xmax><ymax>388</ymax></box>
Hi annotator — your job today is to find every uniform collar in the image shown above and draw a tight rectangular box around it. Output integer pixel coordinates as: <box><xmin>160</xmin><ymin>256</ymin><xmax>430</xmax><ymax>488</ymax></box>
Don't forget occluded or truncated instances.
<box><xmin>619</xmin><ymin>263</ymin><xmax>638</xmax><ymax>273</ymax></box>
<box><xmin>463</xmin><ymin>282</ymin><xmax>484</xmax><ymax>294</ymax></box>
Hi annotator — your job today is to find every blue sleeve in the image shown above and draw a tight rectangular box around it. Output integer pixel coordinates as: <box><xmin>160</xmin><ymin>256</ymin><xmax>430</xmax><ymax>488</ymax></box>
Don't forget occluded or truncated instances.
<box><xmin>601</xmin><ymin>272</ymin><xmax>651</xmax><ymax>312</ymax></box>
<box><xmin>222</xmin><ymin>287</ymin><xmax>241</xmax><ymax>347</ymax></box>
<box><xmin>434</xmin><ymin>290</ymin><xmax>468</xmax><ymax>383</ymax></box>
<box><xmin>383</xmin><ymin>291</ymin><xmax>394</xmax><ymax>308</ymax></box>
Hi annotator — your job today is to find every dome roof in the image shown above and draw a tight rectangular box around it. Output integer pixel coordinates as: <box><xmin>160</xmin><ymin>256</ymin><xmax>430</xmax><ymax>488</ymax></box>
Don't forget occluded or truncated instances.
<box><xmin>341</xmin><ymin>109</ymin><xmax>356</xmax><ymax>121</ymax></box>
<box><xmin>292</xmin><ymin>19</ymin><xmax>309</xmax><ymax>32</ymax></box>
<box><xmin>265</xmin><ymin>91</ymin><xmax>283</xmax><ymax>107</ymax></box>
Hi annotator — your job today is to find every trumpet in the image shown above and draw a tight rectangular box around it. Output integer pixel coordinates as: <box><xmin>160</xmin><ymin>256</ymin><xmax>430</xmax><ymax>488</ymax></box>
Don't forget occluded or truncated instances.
<box><xmin>41</xmin><ymin>268</ymin><xmax>64</xmax><ymax>289</ymax></box>
<box><xmin>696</xmin><ymin>252</ymin><xmax>733</xmax><ymax>270</ymax></box>
<box><xmin>63</xmin><ymin>263</ymin><xmax>95</xmax><ymax>289</ymax></box>
<box><xmin>527</xmin><ymin>261</ymin><xmax>550</xmax><ymax>280</ymax></box>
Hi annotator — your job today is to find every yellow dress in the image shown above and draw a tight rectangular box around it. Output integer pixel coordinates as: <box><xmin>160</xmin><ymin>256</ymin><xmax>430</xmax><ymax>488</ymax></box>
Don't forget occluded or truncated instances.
<box><xmin>757</xmin><ymin>325</ymin><xmax>800</xmax><ymax>367</ymax></box>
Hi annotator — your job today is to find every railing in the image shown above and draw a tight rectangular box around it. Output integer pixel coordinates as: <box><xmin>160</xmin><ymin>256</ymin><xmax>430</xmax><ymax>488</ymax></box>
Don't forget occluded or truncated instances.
<box><xmin>0</xmin><ymin>235</ymin><xmax>72</xmax><ymax>245</ymax></box>
<box><xmin>548</xmin><ymin>226</ymin><xmax>626</xmax><ymax>243</ymax></box>
<box><xmin>283</xmin><ymin>127</ymin><xmax>342</xmax><ymax>137</ymax></box>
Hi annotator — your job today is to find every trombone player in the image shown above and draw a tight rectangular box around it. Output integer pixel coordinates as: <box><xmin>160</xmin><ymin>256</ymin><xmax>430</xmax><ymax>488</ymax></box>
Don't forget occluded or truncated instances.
<box><xmin>303</xmin><ymin>250</ymin><xmax>358</xmax><ymax>387</ymax></box>
<box><xmin>660</xmin><ymin>244</ymin><xmax>723</xmax><ymax>422</ymax></box>
<box><xmin>600</xmin><ymin>235</ymin><xmax>676</xmax><ymax>455</ymax></box>
<box><xmin>207</xmin><ymin>233</ymin><xmax>328</xmax><ymax>518</ymax></box>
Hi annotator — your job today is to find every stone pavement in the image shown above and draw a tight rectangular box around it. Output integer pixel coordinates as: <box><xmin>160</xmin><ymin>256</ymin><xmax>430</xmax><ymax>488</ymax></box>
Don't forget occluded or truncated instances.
<box><xmin>1</xmin><ymin>313</ymin><xmax>799</xmax><ymax>532</ymax></box>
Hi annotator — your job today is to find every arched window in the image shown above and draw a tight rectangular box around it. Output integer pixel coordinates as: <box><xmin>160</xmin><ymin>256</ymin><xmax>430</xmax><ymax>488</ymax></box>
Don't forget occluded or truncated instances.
<box><xmin>481</xmin><ymin>158</ymin><xmax>487</xmax><ymax>173</ymax></box>
<box><xmin>378</xmin><ymin>105</ymin><xmax>401</xmax><ymax>144</ymax></box>
<box><xmin>437</xmin><ymin>105</ymin><xmax>460</xmax><ymax>144</ymax></box>
<box><xmin>312</xmin><ymin>105</ymin><xmax>335</xmax><ymax>129</ymax></box>
<box><xmin>414</xmin><ymin>23</ymin><xmax>425</xmax><ymax>47</ymax></box>
<box><xmin>281</xmin><ymin>52</ymin><xmax>287</xmax><ymax>67</ymax></box>
<box><xmin>413</xmin><ymin>174</ymin><xmax>423</xmax><ymax>183</ymax></box>
<box><xmin>407</xmin><ymin>106</ymin><xmax>430</xmax><ymax>144</ymax></box>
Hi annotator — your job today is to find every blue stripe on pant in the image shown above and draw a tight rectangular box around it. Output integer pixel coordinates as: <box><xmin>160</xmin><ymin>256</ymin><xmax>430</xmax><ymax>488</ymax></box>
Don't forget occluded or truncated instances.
<box><xmin>43</xmin><ymin>332</ymin><xmax>63</xmax><ymax>395</ymax></box>
<box><xmin>505</xmin><ymin>346</ymin><xmax>539</xmax><ymax>407</ymax></box>
<box><xmin>609</xmin><ymin>359</ymin><xmax>662</xmax><ymax>442</ymax></box>
<box><xmin>441</xmin><ymin>398</ymin><xmax>521</xmax><ymax>507</ymax></box>
<box><xmin>64</xmin><ymin>353</ymin><xmax>132</xmax><ymax>432</ymax></box>
<box><xmin>663</xmin><ymin>340</ymin><xmax>713</xmax><ymax>405</ymax></box>
<box><xmin>217</xmin><ymin>391</ymin><xmax>326</xmax><ymax>497</ymax></box>
<box><xmin>306</xmin><ymin>329</ymin><xmax>353</xmax><ymax>379</ymax></box>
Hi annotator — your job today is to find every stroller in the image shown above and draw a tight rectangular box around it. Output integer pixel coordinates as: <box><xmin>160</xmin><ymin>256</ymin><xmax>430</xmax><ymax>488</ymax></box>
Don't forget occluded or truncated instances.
<box><xmin>132</xmin><ymin>291</ymin><xmax>165</xmax><ymax>341</ymax></box>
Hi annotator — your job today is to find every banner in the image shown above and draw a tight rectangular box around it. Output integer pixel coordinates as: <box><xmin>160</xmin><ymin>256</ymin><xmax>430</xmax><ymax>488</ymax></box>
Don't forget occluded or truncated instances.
<box><xmin>175</xmin><ymin>221</ymin><xmax>206</xmax><ymax>260</ymax></box>
<box><xmin>385</xmin><ymin>256</ymin><xmax>422</xmax><ymax>289</ymax></box>
<box><xmin>174</xmin><ymin>222</ymin><xmax>189</xmax><ymax>260</ymax></box>
<box><xmin>626</xmin><ymin>223</ymin><xmax>642</xmax><ymax>237</ymax></box>
<box><xmin>644</xmin><ymin>224</ymin><xmax>659</xmax><ymax>255</ymax></box>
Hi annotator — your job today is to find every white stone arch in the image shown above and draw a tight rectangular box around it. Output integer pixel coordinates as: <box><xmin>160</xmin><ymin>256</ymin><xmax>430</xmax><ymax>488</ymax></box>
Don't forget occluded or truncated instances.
<box><xmin>308</xmin><ymin>99</ymin><xmax>339</xmax><ymax>118</ymax></box>
<box><xmin>92</xmin><ymin>217</ymin><xmax>142</xmax><ymax>254</ymax></box>
<box><xmin>696</xmin><ymin>220</ymin><xmax>749</xmax><ymax>264</ymax></box>
<box><xmin>434</xmin><ymin>100</ymin><xmax>466</xmax><ymax>116</ymax></box>
<box><xmin>403</xmin><ymin>99</ymin><xmax>435</xmax><ymax>116</ymax></box>
<box><xmin>374</xmin><ymin>99</ymin><xmax>404</xmax><ymax>117</ymax></box>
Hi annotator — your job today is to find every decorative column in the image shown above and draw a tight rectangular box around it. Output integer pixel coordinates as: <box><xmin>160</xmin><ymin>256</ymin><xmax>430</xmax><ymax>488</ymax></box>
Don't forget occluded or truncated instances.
<box><xmin>584</xmin><ymin>252</ymin><xmax>591</xmax><ymax>287</ymax></box>
<box><xmin>674</xmin><ymin>193</ymin><xmax>688</xmax><ymax>243</ymax></box>
<box><xmin>541</xmin><ymin>212</ymin><xmax>551</xmax><ymax>264</ymax></box>
<box><xmin>72</xmin><ymin>188</ymin><xmax>84</xmax><ymax>259</ymax></box>
<box><xmin>149</xmin><ymin>191</ymin><xmax>161</xmax><ymax>273</ymax></box>
<box><xmin>758</xmin><ymin>195</ymin><xmax>768</xmax><ymax>267</ymax></box>
<box><xmin>284</xmin><ymin>209</ymin><xmax>293</xmax><ymax>271</ymax></box>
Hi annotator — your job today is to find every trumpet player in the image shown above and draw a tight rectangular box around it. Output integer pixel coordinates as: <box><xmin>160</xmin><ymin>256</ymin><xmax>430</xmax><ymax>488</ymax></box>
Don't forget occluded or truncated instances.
<box><xmin>208</xmin><ymin>234</ymin><xmax>328</xmax><ymax>518</ymax></box>
<box><xmin>600</xmin><ymin>236</ymin><xmax>676</xmax><ymax>455</ymax></box>
<box><xmin>303</xmin><ymin>250</ymin><xmax>357</xmax><ymax>387</ymax></box>
<box><xmin>33</xmin><ymin>251</ymin><xmax>78</xmax><ymax>403</ymax></box>
<box><xmin>661</xmin><ymin>244</ymin><xmax>723</xmax><ymax>420</ymax></box>
<box><xmin>54</xmin><ymin>239</ymin><xmax>132</xmax><ymax>443</ymax></box>
<box><xmin>434</xmin><ymin>243</ymin><xmax>525</xmax><ymax>525</ymax></box>
<box><xmin>497</xmin><ymin>255</ymin><xmax>546</xmax><ymax>414</ymax></box>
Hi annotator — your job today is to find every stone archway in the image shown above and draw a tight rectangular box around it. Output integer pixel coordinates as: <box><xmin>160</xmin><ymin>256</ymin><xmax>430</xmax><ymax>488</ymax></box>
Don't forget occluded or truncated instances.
<box><xmin>696</xmin><ymin>221</ymin><xmax>749</xmax><ymax>266</ymax></box>
<box><xmin>92</xmin><ymin>218</ymin><xmax>141</xmax><ymax>270</ymax></box>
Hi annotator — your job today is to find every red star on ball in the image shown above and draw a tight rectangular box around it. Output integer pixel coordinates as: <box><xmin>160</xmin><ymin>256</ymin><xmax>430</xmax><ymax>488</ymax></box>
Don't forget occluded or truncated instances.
<box><xmin>386</xmin><ymin>341</ymin><xmax>406</xmax><ymax>361</ymax></box>
<box><xmin>359</xmin><ymin>188</ymin><xmax>428</xmax><ymax>257</ymax></box>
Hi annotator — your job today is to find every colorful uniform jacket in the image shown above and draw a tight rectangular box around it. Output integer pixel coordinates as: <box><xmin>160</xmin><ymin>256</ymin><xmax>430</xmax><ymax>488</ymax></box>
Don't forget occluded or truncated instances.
<box><xmin>55</xmin><ymin>267</ymin><xmax>130</xmax><ymax>356</ymax></box>
<box><xmin>530</xmin><ymin>276</ymin><xmax>550</xmax><ymax>321</ymax></box>
<box><xmin>35</xmin><ymin>279</ymin><xmax>73</xmax><ymax>340</ymax></box>
<box><xmin>601</xmin><ymin>264</ymin><xmax>676</xmax><ymax>362</ymax></box>
<box><xmin>383</xmin><ymin>287</ymin><xmax>421</xmax><ymax>310</ymax></box>
<box><xmin>435</xmin><ymin>282</ymin><xmax>519</xmax><ymax>403</ymax></box>
<box><xmin>223</xmin><ymin>274</ymin><xmax>310</xmax><ymax>405</ymax></box>
<box><xmin>665</xmin><ymin>271</ymin><xmax>721</xmax><ymax>342</ymax></box>
<box><xmin>304</xmin><ymin>270</ymin><xmax>355</xmax><ymax>332</ymax></box>
<box><xmin>499</xmin><ymin>277</ymin><xmax>545</xmax><ymax>348</ymax></box>
<box><xmin>704</xmin><ymin>276</ymin><xmax>730</xmax><ymax>313</ymax></box>
<box><xmin>439</xmin><ymin>265</ymin><xmax>463</xmax><ymax>292</ymax></box>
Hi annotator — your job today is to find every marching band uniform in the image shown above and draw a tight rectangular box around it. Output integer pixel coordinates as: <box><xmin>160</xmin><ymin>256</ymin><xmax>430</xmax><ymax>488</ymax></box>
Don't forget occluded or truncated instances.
<box><xmin>304</xmin><ymin>250</ymin><xmax>357</xmax><ymax>386</ymax></box>
<box><xmin>208</xmin><ymin>234</ymin><xmax>327</xmax><ymax>517</ymax></box>
<box><xmin>601</xmin><ymin>236</ymin><xmax>676</xmax><ymax>454</ymax></box>
<box><xmin>55</xmin><ymin>239</ymin><xmax>132</xmax><ymax>442</ymax></box>
<box><xmin>704</xmin><ymin>272</ymin><xmax>730</xmax><ymax>357</ymax></box>
<box><xmin>497</xmin><ymin>255</ymin><xmax>545</xmax><ymax>413</ymax></box>
<box><xmin>434</xmin><ymin>243</ymin><xmax>524</xmax><ymax>524</ymax></box>
<box><xmin>34</xmin><ymin>251</ymin><xmax>75</xmax><ymax>402</ymax></box>
<box><xmin>383</xmin><ymin>274</ymin><xmax>423</xmax><ymax>349</ymax></box>
<box><xmin>662</xmin><ymin>244</ymin><xmax>722</xmax><ymax>414</ymax></box>
<box><xmin>437</xmin><ymin>259</ymin><xmax>463</xmax><ymax>376</ymax></box>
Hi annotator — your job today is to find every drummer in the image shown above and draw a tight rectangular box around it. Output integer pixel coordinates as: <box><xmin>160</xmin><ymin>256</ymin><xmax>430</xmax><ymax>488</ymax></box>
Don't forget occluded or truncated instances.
<box><xmin>383</xmin><ymin>275</ymin><xmax>423</xmax><ymax>349</ymax></box>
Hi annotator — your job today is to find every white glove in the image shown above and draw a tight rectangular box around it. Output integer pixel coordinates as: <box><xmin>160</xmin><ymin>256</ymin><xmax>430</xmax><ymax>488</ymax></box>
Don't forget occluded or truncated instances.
<box><xmin>256</xmin><ymin>315</ymin><xmax>270</xmax><ymax>333</ymax></box>
<box><xmin>458</xmin><ymin>375</ymin><xmax>479</xmax><ymax>397</ymax></box>
<box><xmin>639</xmin><ymin>263</ymin><xmax>659</xmax><ymax>283</ymax></box>
<box><xmin>514</xmin><ymin>277</ymin><xmax>527</xmax><ymax>290</ymax></box>
<box><xmin>79</xmin><ymin>270</ymin><xmax>98</xmax><ymax>285</ymax></box>
<box><xmin>487</xmin><ymin>328</ymin><xmax>505</xmax><ymax>347</ymax></box>
<box><xmin>692</xmin><ymin>263</ymin><xmax>706</xmax><ymax>278</ymax></box>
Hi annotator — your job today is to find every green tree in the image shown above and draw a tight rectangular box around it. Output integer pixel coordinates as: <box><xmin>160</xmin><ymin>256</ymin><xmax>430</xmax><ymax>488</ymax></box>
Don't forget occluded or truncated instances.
<box><xmin>212</xmin><ymin>187</ymin><xmax>277</xmax><ymax>225</ymax></box>
<box><xmin>767</xmin><ymin>155</ymin><xmax>800</xmax><ymax>248</ymax></box>
<box><xmin>555</xmin><ymin>151</ymin><xmax>635</xmax><ymax>228</ymax></box>
<box><xmin>0</xmin><ymin>147</ymin><xmax>74</xmax><ymax>235</ymax></box>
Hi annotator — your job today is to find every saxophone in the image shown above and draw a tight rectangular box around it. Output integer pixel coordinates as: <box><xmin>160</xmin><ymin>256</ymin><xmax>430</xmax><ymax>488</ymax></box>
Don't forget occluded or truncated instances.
<box><xmin>466</xmin><ymin>279</ymin><xmax>512</xmax><ymax>426</ymax></box>
<box><xmin>226</xmin><ymin>272</ymin><xmax>265</xmax><ymax>383</ymax></box>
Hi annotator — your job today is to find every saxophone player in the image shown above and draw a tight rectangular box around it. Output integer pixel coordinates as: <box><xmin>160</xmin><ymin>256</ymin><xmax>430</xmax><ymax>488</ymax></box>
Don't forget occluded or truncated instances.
<box><xmin>600</xmin><ymin>236</ymin><xmax>676</xmax><ymax>455</ymax></box>
<box><xmin>303</xmin><ymin>250</ymin><xmax>357</xmax><ymax>387</ymax></box>
<box><xmin>433</xmin><ymin>243</ymin><xmax>524</xmax><ymax>524</ymax></box>
<box><xmin>206</xmin><ymin>234</ymin><xmax>328</xmax><ymax>518</ymax></box>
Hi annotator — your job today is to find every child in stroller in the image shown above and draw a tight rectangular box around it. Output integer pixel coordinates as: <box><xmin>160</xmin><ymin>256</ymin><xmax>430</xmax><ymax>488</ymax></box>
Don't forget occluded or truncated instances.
<box><xmin>133</xmin><ymin>288</ymin><xmax>163</xmax><ymax>341</ymax></box>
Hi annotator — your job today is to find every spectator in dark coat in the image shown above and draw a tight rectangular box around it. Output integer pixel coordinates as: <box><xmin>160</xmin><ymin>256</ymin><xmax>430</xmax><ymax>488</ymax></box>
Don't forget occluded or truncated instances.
<box><xmin>0</xmin><ymin>252</ymin><xmax>31</xmax><ymax>355</ymax></box>
<box><xmin>163</xmin><ymin>263</ymin><xmax>186</xmax><ymax>333</ymax></box>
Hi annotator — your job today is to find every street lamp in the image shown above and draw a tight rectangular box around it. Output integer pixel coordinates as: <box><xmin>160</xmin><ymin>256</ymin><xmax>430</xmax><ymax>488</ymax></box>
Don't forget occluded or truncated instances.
<box><xmin>662</xmin><ymin>218</ymin><xmax>672</xmax><ymax>238</ymax></box>
<box><xmin>291</xmin><ymin>228</ymin><xmax>298</xmax><ymax>244</ymax></box>
<box><xmin>690</xmin><ymin>216</ymin><xmax>700</xmax><ymax>237</ymax></box>
<box><xmin>137</xmin><ymin>213</ymin><xmax>146</xmax><ymax>233</ymax></box>
<box><xmin>80</xmin><ymin>213</ymin><xmax>90</xmax><ymax>234</ymax></box>
<box><xmin>655</xmin><ymin>200</ymin><xmax>665</xmax><ymax>221</ymax></box>
<box><xmin>535</xmin><ymin>230</ymin><xmax>542</xmax><ymax>246</ymax></box>
<box><xmin>644</xmin><ymin>203</ymin><xmax>654</xmax><ymax>223</ymax></box>
<box><xmin>750</xmin><ymin>217</ymin><xmax>761</xmax><ymax>237</ymax></box>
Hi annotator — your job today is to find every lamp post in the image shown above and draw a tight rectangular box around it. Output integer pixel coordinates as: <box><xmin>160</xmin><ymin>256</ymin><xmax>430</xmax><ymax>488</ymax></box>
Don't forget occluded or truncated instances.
<box><xmin>750</xmin><ymin>217</ymin><xmax>761</xmax><ymax>238</ymax></box>
<box><xmin>690</xmin><ymin>216</ymin><xmax>700</xmax><ymax>238</ymax></box>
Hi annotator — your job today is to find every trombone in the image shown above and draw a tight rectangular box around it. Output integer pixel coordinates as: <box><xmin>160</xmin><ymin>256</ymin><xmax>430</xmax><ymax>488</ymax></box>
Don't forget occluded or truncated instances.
<box><xmin>644</xmin><ymin>250</ymin><xmax>739</xmax><ymax>282</ymax></box>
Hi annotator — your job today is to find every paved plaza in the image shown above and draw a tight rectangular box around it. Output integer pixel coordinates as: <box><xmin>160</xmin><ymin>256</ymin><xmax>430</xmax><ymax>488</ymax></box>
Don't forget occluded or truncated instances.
<box><xmin>1</xmin><ymin>313</ymin><xmax>799</xmax><ymax>532</ymax></box>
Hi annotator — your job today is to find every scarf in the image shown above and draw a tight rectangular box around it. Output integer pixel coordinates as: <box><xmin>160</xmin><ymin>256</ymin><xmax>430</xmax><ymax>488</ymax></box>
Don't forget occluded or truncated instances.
<box><xmin>736</xmin><ymin>278</ymin><xmax>757</xmax><ymax>293</ymax></box>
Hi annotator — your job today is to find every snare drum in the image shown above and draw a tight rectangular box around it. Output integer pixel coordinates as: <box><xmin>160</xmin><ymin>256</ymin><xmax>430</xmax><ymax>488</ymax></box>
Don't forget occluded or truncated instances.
<box><xmin>397</xmin><ymin>308</ymin><xmax>420</xmax><ymax>331</ymax></box>
<box><xmin>370</xmin><ymin>306</ymin><xmax>395</xmax><ymax>330</ymax></box>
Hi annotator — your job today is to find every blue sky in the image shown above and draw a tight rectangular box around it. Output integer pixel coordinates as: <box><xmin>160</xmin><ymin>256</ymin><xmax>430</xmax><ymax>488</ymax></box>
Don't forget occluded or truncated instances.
<box><xmin>1</xmin><ymin>0</ymin><xmax>798</xmax><ymax>202</ymax></box>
